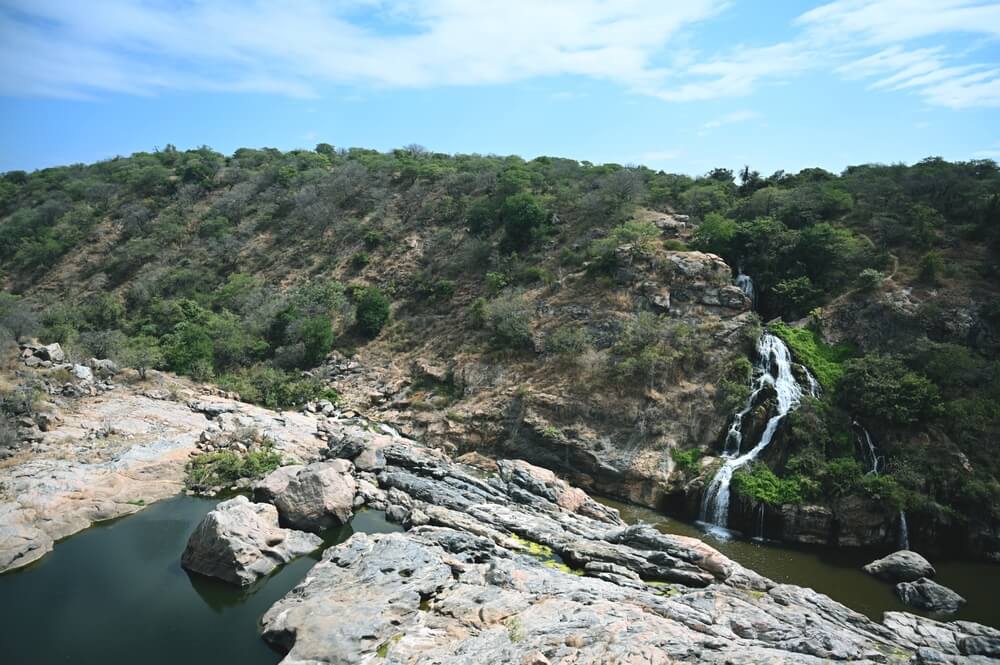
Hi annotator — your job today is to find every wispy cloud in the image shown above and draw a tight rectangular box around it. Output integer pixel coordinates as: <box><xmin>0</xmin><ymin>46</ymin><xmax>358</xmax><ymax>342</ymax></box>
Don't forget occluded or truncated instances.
<box><xmin>1</xmin><ymin>0</ymin><xmax>999</xmax><ymax>110</ymax></box>
<box><xmin>0</xmin><ymin>0</ymin><xmax>726</xmax><ymax>99</ymax></box>
<box><xmin>973</xmin><ymin>140</ymin><xmax>1000</xmax><ymax>158</ymax></box>
<box><xmin>698</xmin><ymin>110</ymin><xmax>759</xmax><ymax>134</ymax></box>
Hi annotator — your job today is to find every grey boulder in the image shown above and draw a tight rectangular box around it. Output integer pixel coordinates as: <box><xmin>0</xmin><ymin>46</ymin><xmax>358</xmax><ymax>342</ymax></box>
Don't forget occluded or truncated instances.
<box><xmin>181</xmin><ymin>495</ymin><xmax>322</xmax><ymax>586</ymax></box>
<box><xmin>864</xmin><ymin>550</ymin><xmax>935</xmax><ymax>583</ymax></box>
<box><xmin>267</xmin><ymin>460</ymin><xmax>357</xmax><ymax>531</ymax></box>
<box><xmin>895</xmin><ymin>577</ymin><xmax>966</xmax><ymax>615</ymax></box>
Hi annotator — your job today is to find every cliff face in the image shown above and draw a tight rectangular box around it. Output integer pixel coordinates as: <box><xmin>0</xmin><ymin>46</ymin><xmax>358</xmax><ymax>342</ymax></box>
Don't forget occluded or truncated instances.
<box><xmin>321</xmin><ymin>247</ymin><xmax>754</xmax><ymax>510</ymax></box>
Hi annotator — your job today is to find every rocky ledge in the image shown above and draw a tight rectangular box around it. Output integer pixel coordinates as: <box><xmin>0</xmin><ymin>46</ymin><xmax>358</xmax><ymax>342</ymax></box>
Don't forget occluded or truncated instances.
<box><xmin>182</xmin><ymin>432</ymin><xmax>1000</xmax><ymax>664</ymax></box>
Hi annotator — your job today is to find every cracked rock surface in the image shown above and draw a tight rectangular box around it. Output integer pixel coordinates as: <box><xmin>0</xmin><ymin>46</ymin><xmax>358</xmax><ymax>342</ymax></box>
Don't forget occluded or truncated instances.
<box><xmin>256</xmin><ymin>436</ymin><xmax>1000</xmax><ymax>664</ymax></box>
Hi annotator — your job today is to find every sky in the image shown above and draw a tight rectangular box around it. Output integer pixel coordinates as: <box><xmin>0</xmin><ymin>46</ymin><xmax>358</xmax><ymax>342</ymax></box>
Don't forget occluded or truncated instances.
<box><xmin>0</xmin><ymin>0</ymin><xmax>999</xmax><ymax>176</ymax></box>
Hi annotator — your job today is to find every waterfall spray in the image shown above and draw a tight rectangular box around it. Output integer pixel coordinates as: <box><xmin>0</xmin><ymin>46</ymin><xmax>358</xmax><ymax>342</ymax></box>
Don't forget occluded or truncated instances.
<box><xmin>898</xmin><ymin>511</ymin><xmax>910</xmax><ymax>550</ymax></box>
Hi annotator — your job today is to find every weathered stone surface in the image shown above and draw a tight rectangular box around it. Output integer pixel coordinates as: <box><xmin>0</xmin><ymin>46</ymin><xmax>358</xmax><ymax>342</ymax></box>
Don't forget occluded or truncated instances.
<box><xmin>896</xmin><ymin>577</ymin><xmax>967</xmax><ymax>614</ymax></box>
<box><xmin>181</xmin><ymin>495</ymin><xmax>321</xmax><ymax>586</ymax></box>
<box><xmin>864</xmin><ymin>549</ymin><xmax>936</xmax><ymax>582</ymax></box>
<box><xmin>254</xmin><ymin>435</ymin><xmax>1000</xmax><ymax>665</ymax></box>
<box><xmin>269</xmin><ymin>460</ymin><xmax>357</xmax><ymax>531</ymax></box>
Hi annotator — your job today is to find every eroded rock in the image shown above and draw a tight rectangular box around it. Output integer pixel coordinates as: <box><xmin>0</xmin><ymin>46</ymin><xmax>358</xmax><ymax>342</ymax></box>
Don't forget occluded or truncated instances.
<box><xmin>268</xmin><ymin>460</ymin><xmax>357</xmax><ymax>531</ymax></box>
<box><xmin>896</xmin><ymin>577</ymin><xmax>967</xmax><ymax>615</ymax></box>
<box><xmin>864</xmin><ymin>549</ymin><xmax>936</xmax><ymax>583</ymax></box>
<box><xmin>181</xmin><ymin>495</ymin><xmax>322</xmax><ymax>586</ymax></box>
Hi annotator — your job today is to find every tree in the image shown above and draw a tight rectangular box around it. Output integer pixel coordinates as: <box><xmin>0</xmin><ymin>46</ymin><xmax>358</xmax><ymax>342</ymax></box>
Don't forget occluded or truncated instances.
<box><xmin>355</xmin><ymin>287</ymin><xmax>390</xmax><ymax>338</ymax></box>
<box><xmin>0</xmin><ymin>293</ymin><xmax>39</xmax><ymax>341</ymax></box>
<box><xmin>500</xmin><ymin>192</ymin><xmax>547</xmax><ymax>250</ymax></box>
<box><xmin>119</xmin><ymin>335</ymin><xmax>164</xmax><ymax>379</ymax></box>
<box><xmin>837</xmin><ymin>355</ymin><xmax>940</xmax><ymax>426</ymax></box>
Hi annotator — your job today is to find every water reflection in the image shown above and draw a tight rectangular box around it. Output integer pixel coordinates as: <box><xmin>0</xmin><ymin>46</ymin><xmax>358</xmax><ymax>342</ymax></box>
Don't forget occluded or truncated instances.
<box><xmin>0</xmin><ymin>496</ymin><xmax>403</xmax><ymax>665</ymax></box>
<box><xmin>597</xmin><ymin>496</ymin><xmax>1000</xmax><ymax>629</ymax></box>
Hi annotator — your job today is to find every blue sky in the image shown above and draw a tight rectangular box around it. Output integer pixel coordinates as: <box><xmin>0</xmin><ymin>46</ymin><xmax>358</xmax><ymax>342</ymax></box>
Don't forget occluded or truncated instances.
<box><xmin>1</xmin><ymin>0</ymin><xmax>999</xmax><ymax>175</ymax></box>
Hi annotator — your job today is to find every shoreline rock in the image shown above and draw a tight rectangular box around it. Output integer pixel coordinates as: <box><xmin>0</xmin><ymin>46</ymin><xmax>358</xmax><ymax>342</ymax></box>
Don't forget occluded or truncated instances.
<box><xmin>181</xmin><ymin>495</ymin><xmax>322</xmax><ymax>586</ymax></box>
<box><xmin>896</xmin><ymin>577</ymin><xmax>967</xmax><ymax>615</ymax></box>
<box><xmin>864</xmin><ymin>549</ymin><xmax>936</xmax><ymax>583</ymax></box>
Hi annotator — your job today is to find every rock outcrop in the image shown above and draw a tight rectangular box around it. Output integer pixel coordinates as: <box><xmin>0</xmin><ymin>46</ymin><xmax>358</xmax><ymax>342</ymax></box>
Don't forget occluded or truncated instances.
<box><xmin>896</xmin><ymin>577</ymin><xmax>967</xmax><ymax>615</ymax></box>
<box><xmin>252</xmin><ymin>434</ymin><xmax>999</xmax><ymax>664</ymax></box>
<box><xmin>181</xmin><ymin>495</ymin><xmax>321</xmax><ymax>586</ymax></box>
<box><xmin>262</xmin><ymin>460</ymin><xmax>357</xmax><ymax>531</ymax></box>
<box><xmin>864</xmin><ymin>549</ymin><xmax>936</xmax><ymax>582</ymax></box>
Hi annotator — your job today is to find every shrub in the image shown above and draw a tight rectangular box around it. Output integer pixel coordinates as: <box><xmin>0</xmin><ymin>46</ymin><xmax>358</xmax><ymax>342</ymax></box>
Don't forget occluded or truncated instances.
<box><xmin>185</xmin><ymin>446</ymin><xmax>283</xmax><ymax>492</ymax></box>
<box><xmin>732</xmin><ymin>463</ymin><xmax>804</xmax><ymax>505</ymax></box>
<box><xmin>769</xmin><ymin>321</ymin><xmax>854</xmax><ymax>391</ymax></box>
<box><xmin>836</xmin><ymin>354</ymin><xmax>941</xmax><ymax>426</ymax></box>
<box><xmin>546</xmin><ymin>325</ymin><xmax>589</xmax><ymax>355</ymax></box>
<box><xmin>857</xmin><ymin>268</ymin><xmax>884</xmax><ymax>291</ymax></box>
<box><xmin>919</xmin><ymin>251</ymin><xmax>944</xmax><ymax>284</ymax></box>
<box><xmin>500</xmin><ymin>192</ymin><xmax>547</xmax><ymax>250</ymax></box>
<box><xmin>355</xmin><ymin>286</ymin><xmax>390</xmax><ymax>338</ymax></box>
<box><xmin>350</xmin><ymin>251</ymin><xmax>370</xmax><ymax>269</ymax></box>
<box><xmin>670</xmin><ymin>448</ymin><xmax>702</xmax><ymax>474</ymax></box>
<box><xmin>217</xmin><ymin>364</ymin><xmax>338</xmax><ymax>409</ymax></box>
<box><xmin>483</xmin><ymin>291</ymin><xmax>533</xmax><ymax>349</ymax></box>
<box><xmin>118</xmin><ymin>335</ymin><xmax>164</xmax><ymax>379</ymax></box>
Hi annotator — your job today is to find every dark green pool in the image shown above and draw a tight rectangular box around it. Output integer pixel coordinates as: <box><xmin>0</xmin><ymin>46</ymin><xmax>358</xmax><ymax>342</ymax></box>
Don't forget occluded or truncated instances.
<box><xmin>0</xmin><ymin>496</ymin><xmax>402</xmax><ymax>665</ymax></box>
<box><xmin>598</xmin><ymin>496</ymin><xmax>1000</xmax><ymax>629</ymax></box>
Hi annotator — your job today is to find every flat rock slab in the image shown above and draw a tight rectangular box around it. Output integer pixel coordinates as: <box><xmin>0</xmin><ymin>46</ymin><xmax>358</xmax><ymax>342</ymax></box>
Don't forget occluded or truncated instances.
<box><xmin>181</xmin><ymin>495</ymin><xmax>321</xmax><ymax>586</ymax></box>
<box><xmin>864</xmin><ymin>549</ymin><xmax>936</xmax><ymax>583</ymax></box>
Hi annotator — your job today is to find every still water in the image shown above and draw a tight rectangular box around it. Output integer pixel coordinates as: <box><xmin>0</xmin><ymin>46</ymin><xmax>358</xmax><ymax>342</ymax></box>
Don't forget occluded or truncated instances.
<box><xmin>598</xmin><ymin>496</ymin><xmax>1000</xmax><ymax>629</ymax></box>
<box><xmin>0</xmin><ymin>496</ymin><xmax>402</xmax><ymax>665</ymax></box>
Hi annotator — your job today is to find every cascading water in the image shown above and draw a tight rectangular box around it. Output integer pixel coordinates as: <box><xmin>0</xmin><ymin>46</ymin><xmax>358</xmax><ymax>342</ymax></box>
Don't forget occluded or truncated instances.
<box><xmin>898</xmin><ymin>511</ymin><xmax>910</xmax><ymax>550</ymax></box>
<box><xmin>853</xmin><ymin>422</ymin><xmax>883</xmax><ymax>475</ymax></box>
<box><xmin>700</xmin><ymin>330</ymin><xmax>815</xmax><ymax>532</ymax></box>
<box><xmin>735</xmin><ymin>271</ymin><xmax>756</xmax><ymax>309</ymax></box>
<box><xmin>754</xmin><ymin>503</ymin><xmax>766</xmax><ymax>541</ymax></box>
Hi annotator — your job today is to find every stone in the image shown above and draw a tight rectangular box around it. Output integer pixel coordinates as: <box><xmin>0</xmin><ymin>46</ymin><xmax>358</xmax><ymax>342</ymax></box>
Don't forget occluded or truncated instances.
<box><xmin>88</xmin><ymin>358</ymin><xmax>119</xmax><ymax>378</ymax></box>
<box><xmin>896</xmin><ymin>578</ymin><xmax>966</xmax><ymax>615</ymax></box>
<box><xmin>864</xmin><ymin>550</ymin><xmax>936</xmax><ymax>583</ymax></box>
<box><xmin>253</xmin><ymin>465</ymin><xmax>304</xmax><ymax>504</ymax></box>
<box><xmin>36</xmin><ymin>343</ymin><xmax>65</xmax><ymax>363</ymax></box>
<box><xmin>71</xmin><ymin>364</ymin><xmax>94</xmax><ymax>383</ymax></box>
<box><xmin>181</xmin><ymin>495</ymin><xmax>321</xmax><ymax>586</ymax></box>
<box><xmin>269</xmin><ymin>460</ymin><xmax>357</xmax><ymax>531</ymax></box>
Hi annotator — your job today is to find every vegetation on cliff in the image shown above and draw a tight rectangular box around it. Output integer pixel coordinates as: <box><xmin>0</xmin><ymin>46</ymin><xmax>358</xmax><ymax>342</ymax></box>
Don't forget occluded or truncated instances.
<box><xmin>1</xmin><ymin>145</ymin><xmax>998</xmax><ymax>548</ymax></box>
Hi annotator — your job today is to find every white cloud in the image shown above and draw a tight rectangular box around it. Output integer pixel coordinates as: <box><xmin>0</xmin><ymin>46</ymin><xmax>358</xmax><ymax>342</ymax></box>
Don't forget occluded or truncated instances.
<box><xmin>1</xmin><ymin>0</ymin><xmax>998</xmax><ymax>111</ymax></box>
<box><xmin>699</xmin><ymin>110</ymin><xmax>759</xmax><ymax>133</ymax></box>
<box><xmin>0</xmin><ymin>0</ymin><xmax>726</xmax><ymax>99</ymax></box>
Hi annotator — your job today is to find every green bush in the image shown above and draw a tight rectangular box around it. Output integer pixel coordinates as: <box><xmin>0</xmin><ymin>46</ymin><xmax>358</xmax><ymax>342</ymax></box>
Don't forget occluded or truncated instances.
<box><xmin>836</xmin><ymin>354</ymin><xmax>940</xmax><ymax>426</ymax></box>
<box><xmin>670</xmin><ymin>448</ymin><xmax>702</xmax><ymax>474</ymax></box>
<box><xmin>186</xmin><ymin>447</ymin><xmax>284</xmax><ymax>492</ymax></box>
<box><xmin>484</xmin><ymin>291</ymin><xmax>533</xmax><ymax>350</ymax></box>
<box><xmin>732</xmin><ymin>463</ymin><xmax>804</xmax><ymax>505</ymax></box>
<box><xmin>546</xmin><ymin>325</ymin><xmax>589</xmax><ymax>355</ymax></box>
<box><xmin>769</xmin><ymin>321</ymin><xmax>854</xmax><ymax>390</ymax></box>
<box><xmin>500</xmin><ymin>192</ymin><xmax>547</xmax><ymax>250</ymax></box>
<box><xmin>355</xmin><ymin>286</ymin><xmax>391</xmax><ymax>338</ymax></box>
<box><xmin>217</xmin><ymin>364</ymin><xmax>338</xmax><ymax>409</ymax></box>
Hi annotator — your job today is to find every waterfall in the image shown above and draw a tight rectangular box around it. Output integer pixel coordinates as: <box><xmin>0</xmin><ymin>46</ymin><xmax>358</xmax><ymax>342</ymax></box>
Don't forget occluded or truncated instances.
<box><xmin>755</xmin><ymin>503</ymin><xmax>766</xmax><ymax>541</ymax></box>
<box><xmin>735</xmin><ymin>271</ymin><xmax>756</xmax><ymax>309</ymax></box>
<box><xmin>853</xmin><ymin>421</ymin><xmax>882</xmax><ymax>475</ymax></box>
<box><xmin>700</xmin><ymin>332</ymin><xmax>814</xmax><ymax>531</ymax></box>
<box><xmin>898</xmin><ymin>511</ymin><xmax>910</xmax><ymax>550</ymax></box>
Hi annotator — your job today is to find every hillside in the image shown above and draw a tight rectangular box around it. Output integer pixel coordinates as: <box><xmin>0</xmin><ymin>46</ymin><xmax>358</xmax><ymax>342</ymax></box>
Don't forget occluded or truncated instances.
<box><xmin>1</xmin><ymin>146</ymin><xmax>998</xmax><ymax>557</ymax></box>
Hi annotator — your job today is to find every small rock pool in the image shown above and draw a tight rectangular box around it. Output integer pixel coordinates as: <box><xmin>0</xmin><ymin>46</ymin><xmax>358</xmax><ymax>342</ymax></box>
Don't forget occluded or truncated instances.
<box><xmin>0</xmin><ymin>495</ymin><xmax>402</xmax><ymax>665</ymax></box>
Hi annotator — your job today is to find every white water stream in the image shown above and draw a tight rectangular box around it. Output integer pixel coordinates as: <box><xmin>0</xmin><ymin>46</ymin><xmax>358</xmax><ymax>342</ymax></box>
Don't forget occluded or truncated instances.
<box><xmin>700</xmin><ymin>274</ymin><xmax>817</xmax><ymax>535</ymax></box>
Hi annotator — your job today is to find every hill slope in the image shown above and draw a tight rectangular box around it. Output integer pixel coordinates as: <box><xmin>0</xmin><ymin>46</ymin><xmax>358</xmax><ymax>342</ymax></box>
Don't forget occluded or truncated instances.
<box><xmin>1</xmin><ymin>146</ymin><xmax>998</xmax><ymax>556</ymax></box>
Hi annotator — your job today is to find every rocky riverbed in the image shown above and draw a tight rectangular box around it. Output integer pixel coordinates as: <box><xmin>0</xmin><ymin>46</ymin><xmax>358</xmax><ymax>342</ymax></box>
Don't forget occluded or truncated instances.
<box><xmin>0</xmin><ymin>366</ymin><xmax>331</xmax><ymax>572</ymax></box>
<box><xmin>181</xmin><ymin>430</ymin><xmax>1000</xmax><ymax>663</ymax></box>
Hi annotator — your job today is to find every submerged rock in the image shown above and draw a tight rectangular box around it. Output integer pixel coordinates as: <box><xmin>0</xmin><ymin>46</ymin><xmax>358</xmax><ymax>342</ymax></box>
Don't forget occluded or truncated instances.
<box><xmin>864</xmin><ymin>549</ymin><xmax>936</xmax><ymax>583</ymax></box>
<box><xmin>181</xmin><ymin>495</ymin><xmax>321</xmax><ymax>586</ymax></box>
<box><xmin>266</xmin><ymin>460</ymin><xmax>357</xmax><ymax>531</ymax></box>
<box><xmin>895</xmin><ymin>577</ymin><xmax>967</xmax><ymax>615</ymax></box>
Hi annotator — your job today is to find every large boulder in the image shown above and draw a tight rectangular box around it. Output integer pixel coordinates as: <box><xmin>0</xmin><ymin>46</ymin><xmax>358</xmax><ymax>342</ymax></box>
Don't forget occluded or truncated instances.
<box><xmin>895</xmin><ymin>577</ymin><xmax>966</xmax><ymax>615</ymax></box>
<box><xmin>35</xmin><ymin>343</ymin><xmax>65</xmax><ymax>363</ymax></box>
<box><xmin>863</xmin><ymin>550</ymin><xmax>935</xmax><ymax>583</ymax></box>
<box><xmin>180</xmin><ymin>495</ymin><xmax>322</xmax><ymax>586</ymax></box>
<box><xmin>266</xmin><ymin>460</ymin><xmax>357</xmax><ymax>531</ymax></box>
